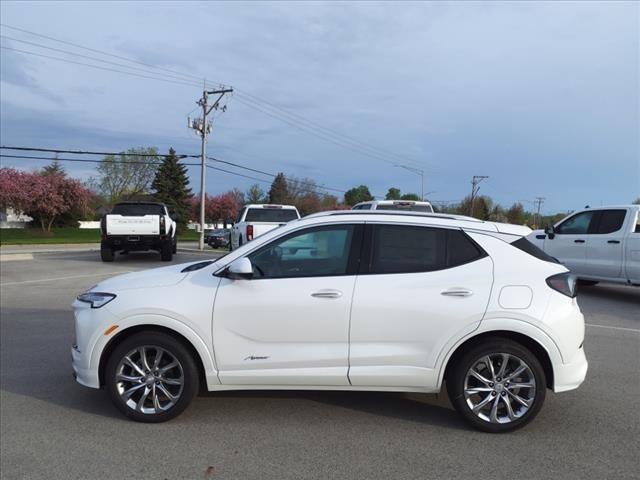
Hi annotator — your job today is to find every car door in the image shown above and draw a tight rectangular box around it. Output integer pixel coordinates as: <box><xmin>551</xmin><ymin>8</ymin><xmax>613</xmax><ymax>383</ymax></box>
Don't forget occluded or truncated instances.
<box><xmin>546</xmin><ymin>210</ymin><xmax>596</xmax><ymax>274</ymax></box>
<box><xmin>348</xmin><ymin>224</ymin><xmax>493</xmax><ymax>388</ymax></box>
<box><xmin>585</xmin><ymin>209</ymin><xmax>627</xmax><ymax>278</ymax></box>
<box><xmin>212</xmin><ymin>223</ymin><xmax>362</xmax><ymax>386</ymax></box>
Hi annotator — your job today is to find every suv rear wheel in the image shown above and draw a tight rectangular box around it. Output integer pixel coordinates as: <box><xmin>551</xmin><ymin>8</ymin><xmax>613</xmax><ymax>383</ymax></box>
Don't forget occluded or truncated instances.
<box><xmin>447</xmin><ymin>339</ymin><xmax>546</xmax><ymax>433</ymax></box>
<box><xmin>105</xmin><ymin>332</ymin><xmax>198</xmax><ymax>422</ymax></box>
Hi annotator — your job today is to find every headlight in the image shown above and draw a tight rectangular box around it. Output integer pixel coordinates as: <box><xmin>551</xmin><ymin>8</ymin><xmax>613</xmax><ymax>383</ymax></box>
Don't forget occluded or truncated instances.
<box><xmin>77</xmin><ymin>292</ymin><xmax>116</xmax><ymax>308</ymax></box>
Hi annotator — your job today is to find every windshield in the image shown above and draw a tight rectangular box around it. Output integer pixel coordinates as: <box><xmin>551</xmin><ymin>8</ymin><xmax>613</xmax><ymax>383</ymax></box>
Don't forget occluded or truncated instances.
<box><xmin>376</xmin><ymin>204</ymin><xmax>433</xmax><ymax>213</ymax></box>
<box><xmin>245</xmin><ymin>208</ymin><xmax>299</xmax><ymax>222</ymax></box>
<box><xmin>111</xmin><ymin>203</ymin><xmax>164</xmax><ymax>216</ymax></box>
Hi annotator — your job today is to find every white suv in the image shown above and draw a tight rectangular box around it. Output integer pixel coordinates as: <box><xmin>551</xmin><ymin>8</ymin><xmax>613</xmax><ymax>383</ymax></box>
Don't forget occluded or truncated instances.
<box><xmin>72</xmin><ymin>211</ymin><xmax>587</xmax><ymax>432</ymax></box>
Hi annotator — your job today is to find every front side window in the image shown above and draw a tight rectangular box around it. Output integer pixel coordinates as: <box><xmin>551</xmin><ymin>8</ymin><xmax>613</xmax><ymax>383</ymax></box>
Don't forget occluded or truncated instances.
<box><xmin>555</xmin><ymin>211</ymin><xmax>594</xmax><ymax>235</ymax></box>
<box><xmin>595</xmin><ymin>210</ymin><xmax>626</xmax><ymax>234</ymax></box>
<box><xmin>248</xmin><ymin>225</ymin><xmax>355</xmax><ymax>278</ymax></box>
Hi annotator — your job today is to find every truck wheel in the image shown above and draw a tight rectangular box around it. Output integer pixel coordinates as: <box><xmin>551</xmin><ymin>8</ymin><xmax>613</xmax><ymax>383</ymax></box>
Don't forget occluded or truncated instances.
<box><xmin>160</xmin><ymin>242</ymin><xmax>173</xmax><ymax>261</ymax></box>
<box><xmin>239</xmin><ymin>235</ymin><xmax>243</xmax><ymax>247</ymax></box>
<box><xmin>172</xmin><ymin>240</ymin><xmax>177</xmax><ymax>254</ymax></box>
<box><xmin>101</xmin><ymin>247</ymin><xmax>114</xmax><ymax>262</ymax></box>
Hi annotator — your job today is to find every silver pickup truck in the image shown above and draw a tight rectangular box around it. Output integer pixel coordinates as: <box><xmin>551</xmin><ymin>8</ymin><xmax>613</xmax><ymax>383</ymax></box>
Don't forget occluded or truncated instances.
<box><xmin>527</xmin><ymin>205</ymin><xmax>640</xmax><ymax>286</ymax></box>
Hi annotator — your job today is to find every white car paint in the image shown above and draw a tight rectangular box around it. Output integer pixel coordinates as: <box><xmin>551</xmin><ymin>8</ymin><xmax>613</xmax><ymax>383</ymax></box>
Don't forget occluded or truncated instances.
<box><xmin>73</xmin><ymin>210</ymin><xmax>587</xmax><ymax>424</ymax></box>
<box><xmin>527</xmin><ymin>205</ymin><xmax>640</xmax><ymax>285</ymax></box>
<box><xmin>230</xmin><ymin>204</ymin><xmax>300</xmax><ymax>250</ymax></box>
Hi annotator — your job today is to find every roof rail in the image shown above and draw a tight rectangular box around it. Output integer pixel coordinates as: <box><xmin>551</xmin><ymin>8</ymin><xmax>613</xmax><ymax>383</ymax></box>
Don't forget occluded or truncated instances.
<box><xmin>317</xmin><ymin>210</ymin><xmax>479</xmax><ymax>222</ymax></box>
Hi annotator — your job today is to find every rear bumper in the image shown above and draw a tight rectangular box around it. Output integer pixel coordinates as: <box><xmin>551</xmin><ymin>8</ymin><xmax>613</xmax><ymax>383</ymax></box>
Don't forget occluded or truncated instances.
<box><xmin>553</xmin><ymin>345</ymin><xmax>588</xmax><ymax>393</ymax></box>
<box><xmin>102</xmin><ymin>235</ymin><xmax>170</xmax><ymax>252</ymax></box>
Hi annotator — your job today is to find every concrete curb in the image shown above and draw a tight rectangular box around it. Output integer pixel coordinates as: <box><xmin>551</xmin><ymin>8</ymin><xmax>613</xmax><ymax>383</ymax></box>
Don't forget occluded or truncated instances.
<box><xmin>0</xmin><ymin>253</ymin><xmax>34</xmax><ymax>262</ymax></box>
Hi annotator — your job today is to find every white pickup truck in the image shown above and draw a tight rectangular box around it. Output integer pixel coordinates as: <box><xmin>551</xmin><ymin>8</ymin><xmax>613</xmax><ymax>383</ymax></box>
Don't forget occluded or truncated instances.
<box><xmin>100</xmin><ymin>202</ymin><xmax>177</xmax><ymax>262</ymax></box>
<box><xmin>230</xmin><ymin>204</ymin><xmax>300</xmax><ymax>250</ymax></box>
<box><xmin>527</xmin><ymin>205</ymin><xmax>640</xmax><ymax>286</ymax></box>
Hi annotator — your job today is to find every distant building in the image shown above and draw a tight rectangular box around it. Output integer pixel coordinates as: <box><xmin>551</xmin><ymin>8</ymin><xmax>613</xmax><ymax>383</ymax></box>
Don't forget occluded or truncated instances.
<box><xmin>0</xmin><ymin>208</ymin><xmax>32</xmax><ymax>229</ymax></box>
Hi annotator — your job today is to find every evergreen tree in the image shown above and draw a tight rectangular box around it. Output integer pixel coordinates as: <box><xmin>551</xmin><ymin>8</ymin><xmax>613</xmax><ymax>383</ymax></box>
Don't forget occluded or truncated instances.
<box><xmin>385</xmin><ymin>187</ymin><xmax>401</xmax><ymax>200</ymax></box>
<box><xmin>41</xmin><ymin>156</ymin><xmax>66</xmax><ymax>177</ymax></box>
<box><xmin>268</xmin><ymin>173</ymin><xmax>290</xmax><ymax>204</ymax></box>
<box><xmin>151</xmin><ymin>148</ymin><xmax>192</xmax><ymax>231</ymax></box>
<box><xmin>400</xmin><ymin>193</ymin><xmax>421</xmax><ymax>201</ymax></box>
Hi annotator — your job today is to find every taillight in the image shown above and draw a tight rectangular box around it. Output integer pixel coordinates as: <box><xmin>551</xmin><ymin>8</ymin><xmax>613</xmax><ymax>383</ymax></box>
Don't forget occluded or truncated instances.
<box><xmin>546</xmin><ymin>273</ymin><xmax>577</xmax><ymax>298</ymax></box>
<box><xmin>160</xmin><ymin>216</ymin><xmax>166</xmax><ymax>235</ymax></box>
<box><xmin>246</xmin><ymin>225</ymin><xmax>254</xmax><ymax>241</ymax></box>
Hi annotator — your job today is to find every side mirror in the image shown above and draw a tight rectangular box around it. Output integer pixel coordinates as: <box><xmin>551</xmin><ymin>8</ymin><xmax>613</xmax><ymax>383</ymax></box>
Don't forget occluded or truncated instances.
<box><xmin>227</xmin><ymin>257</ymin><xmax>253</xmax><ymax>280</ymax></box>
<box><xmin>544</xmin><ymin>224</ymin><xmax>555</xmax><ymax>240</ymax></box>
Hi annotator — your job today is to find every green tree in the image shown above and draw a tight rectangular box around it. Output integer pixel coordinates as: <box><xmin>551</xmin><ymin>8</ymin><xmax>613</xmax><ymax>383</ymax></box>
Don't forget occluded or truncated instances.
<box><xmin>98</xmin><ymin>147</ymin><xmax>160</xmax><ymax>205</ymax></box>
<box><xmin>633</xmin><ymin>198</ymin><xmax>640</xmax><ymax>205</ymax></box>
<box><xmin>268</xmin><ymin>172</ymin><xmax>290</xmax><ymax>204</ymax></box>
<box><xmin>400</xmin><ymin>193</ymin><xmax>421</xmax><ymax>201</ymax></box>
<box><xmin>41</xmin><ymin>156</ymin><xmax>65</xmax><ymax>177</ymax></box>
<box><xmin>385</xmin><ymin>187</ymin><xmax>401</xmax><ymax>200</ymax></box>
<box><xmin>246</xmin><ymin>183</ymin><xmax>265</xmax><ymax>204</ymax></box>
<box><xmin>344</xmin><ymin>185</ymin><xmax>373</xmax><ymax>206</ymax></box>
<box><xmin>151</xmin><ymin>148</ymin><xmax>192</xmax><ymax>231</ymax></box>
<box><xmin>506</xmin><ymin>202</ymin><xmax>526</xmax><ymax>225</ymax></box>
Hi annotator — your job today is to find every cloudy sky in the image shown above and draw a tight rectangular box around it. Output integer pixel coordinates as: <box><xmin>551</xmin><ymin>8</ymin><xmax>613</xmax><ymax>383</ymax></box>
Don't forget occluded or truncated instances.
<box><xmin>1</xmin><ymin>1</ymin><xmax>638</xmax><ymax>213</ymax></box>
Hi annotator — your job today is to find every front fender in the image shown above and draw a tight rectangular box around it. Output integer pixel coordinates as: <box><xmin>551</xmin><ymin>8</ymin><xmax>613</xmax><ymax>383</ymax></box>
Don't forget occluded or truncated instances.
<box><xmin>89</xmin><ymin>313</ymin><xmax>220</xmax><ymax>388</ymax></box>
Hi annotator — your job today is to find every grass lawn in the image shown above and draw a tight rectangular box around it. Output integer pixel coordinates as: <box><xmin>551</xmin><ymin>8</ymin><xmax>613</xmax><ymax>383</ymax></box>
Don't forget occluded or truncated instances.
<box><xmin>0</xmin><ymin>228</ymin><xmax>202</xmax><ymax>245</ymax></box>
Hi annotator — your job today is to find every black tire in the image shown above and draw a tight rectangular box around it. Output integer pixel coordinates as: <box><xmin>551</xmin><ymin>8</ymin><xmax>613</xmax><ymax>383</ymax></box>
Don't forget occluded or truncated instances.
<box><xmin>105</xmin><ymin>331</ymin><xmax>199</xmax><ymax>423</ymax></box>
<box><xmin>172</xmin><ymin>239</ymin><xmax>177</xmax><ymax>254</ymax></box>
<box><xmin>100</xmin><ymin>247</ymin><xmax>114</xmax><ymax>262</ymax></box>
<box><xmin>577</xmin><ymin>279</ymin><xmax>599</xmax><ymax>287</ymax></box>
<box><xmin>447</xmin><ymin>339</ymin><xmax>546</xmax><ymax>433</ymax></box>
<box><xmin>160</xmin><ymin>241</ymin><xmax>173</xmax><ymax>261</ymax></box>
<box><xmin>239</xmin><ymin>235</ymin><xmax>243</xmax><ymax>247</ymax></box>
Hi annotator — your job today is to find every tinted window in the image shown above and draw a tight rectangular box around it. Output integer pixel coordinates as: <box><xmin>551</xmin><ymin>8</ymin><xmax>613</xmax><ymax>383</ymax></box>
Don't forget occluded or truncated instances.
<box><xmin>354</xmin><ymin>204</ymin><xmax>372</xmax><ymax>210</ymax></box>
<box><xmin>636</xmin><ymin>213</ymin><xmax>640</xmax><ymax>233</ymax></box>
<box><xmin>555</xmin><ymin>211</ymin><xmax>594</xmax><ymax>235</ymax></box>
<box><xmin>249</xmin><ymin>225</ymin><xmax>354</xmax><ymax>279</ymax></box>
<box><xmin>511</xmin><ymin>237</ymin><xmax>559</xmax><ymax>264</ymax></box>
<box><xmin>370</xmin><ymin>225</ymin><xmax>447</xmax><ymax>274</ymax></box>
<box><xmin>376</xmin><ymin>204</ymin><xmax>433</xmax><ymax>213</ymax></box>
<box><xmin>595</xmin><ymin>210</ymin><xmax>626</xmax><ymax>234</ymax></box>
<box><xmin>245</xmin><ymin>208</ymin><xmax>299</xmax><ymax>223</ymax></box>
<box><xmin>111</xmin><ymin>203</ymin><xmax>164</xmax><ymax>216</ymax></box>
<box><xmin>447</xmin><ymin>230</ymin><xmax>484</xmax><ymax>266</ymax></box>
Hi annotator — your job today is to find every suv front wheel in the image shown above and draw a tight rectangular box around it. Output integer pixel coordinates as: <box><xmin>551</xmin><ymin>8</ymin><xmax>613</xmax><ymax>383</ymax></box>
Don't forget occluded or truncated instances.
<box><xmin>105</xmin><ymin>332</ymin><xmax>198</xmax><ymax>422</ymax></box>
<box><xmin>447</xmin><ymin>339</ymin><xmax>546</xmax><ymax>433</ymax></box>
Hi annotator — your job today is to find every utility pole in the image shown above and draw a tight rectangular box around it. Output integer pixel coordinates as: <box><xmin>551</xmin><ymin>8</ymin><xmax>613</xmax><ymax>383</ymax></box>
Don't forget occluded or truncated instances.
<box><xmin>470</xmin><ymin>175</ymin><xmax>489</xmax><ymax>218</ymax></box>
<box><xmin>534</xmin><ymin>197</ymin><xmax>545</xmax><ymax>228</ymax></box>
<box><xmin>188</xmin><ymin>86</ymin><xmax>233</xmax><ymax>250</ymax></box>
<box><xmin>394</xmin><ymin>165</ymin><xmax>425</xmax><ymax>200</ymax></box>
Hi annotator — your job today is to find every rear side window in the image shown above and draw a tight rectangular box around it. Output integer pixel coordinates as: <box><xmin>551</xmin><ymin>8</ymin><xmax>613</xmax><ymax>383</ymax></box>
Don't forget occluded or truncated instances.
<box><xmin>510</xmin><ymin>237</ymin><xmax>559</xmax><ymax>264</ymax></box>
<box><xmin>367</xmin><ymin>225</ymin><xmax>485</xmax><ymax>274</ymax></box>
<box><xmin>594</xmin><ymin>210</ymin><xmax>626</xmax><ymax>234</ymax></box>
<box><xmin>244</xmin><ymin>208</ymin><xmax>298</xmax><ymax>222</ymax></box>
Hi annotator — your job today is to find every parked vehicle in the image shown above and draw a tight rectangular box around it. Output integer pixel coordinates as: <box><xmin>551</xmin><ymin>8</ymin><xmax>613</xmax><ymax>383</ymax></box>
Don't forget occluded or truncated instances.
<box><xmin>73</xmin><ymin>210</ymin><xmax>587</xmax><ymax>432</ymax></box>
<box><xmin>527</xmin><ymin>205</ymin><xmax>640</xmax><ymax>286</ymax></box>
<box><xmin>230</xmin><ymin>204</ymin><xmax>299</xmax><ymax>250</ymax></box>
<box><xmin>352</xmin><ymin>199</ymin><xmax>434</xmax><ymax>213</ymax></box>
<box><xmin>100</xmin><ymin>202</ymin><xmax>176</xmax><ymax>262</ymax></box>
<box><xmin>205</xmin><ymin>228</ymin><xmax>230</xmax><ymax>249</ymax></box>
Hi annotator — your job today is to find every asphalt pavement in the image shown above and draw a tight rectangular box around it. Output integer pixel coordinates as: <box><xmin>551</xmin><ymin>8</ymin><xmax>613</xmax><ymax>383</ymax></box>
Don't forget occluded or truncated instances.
<box><xmin>0</xmin><ymin>248</ymin><xmax>638</xmax><ymax>479</ymax></box>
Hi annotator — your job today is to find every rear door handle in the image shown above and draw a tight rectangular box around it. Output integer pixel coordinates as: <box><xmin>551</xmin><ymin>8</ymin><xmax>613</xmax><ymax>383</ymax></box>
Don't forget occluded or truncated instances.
<box><xmin>311</xmin><ymin>290</ymin><xmax>343</xmax><ymax>299</ymax></box>
<box><xmin>441</xmin><ymin>288</ymin><xmax>473</xmax><ymax>297</ymax></box>
<box><xmin>607</xmin><ymin>240</ymin><xmax>621</xmax><ymax>244</ymax></box>
<box><xmin>574</xmin><ymin>239</ymin><xmax>585</xmax><ymax>243</ymax></box>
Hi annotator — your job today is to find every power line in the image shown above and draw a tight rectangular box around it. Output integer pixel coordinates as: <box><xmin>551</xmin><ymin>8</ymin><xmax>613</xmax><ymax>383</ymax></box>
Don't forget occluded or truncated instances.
<box><xmin>0</xmin><ymin>46</ymin><xmax>200</xmax><ymax>89</ymax></box>
<box><xmin>0</xmin><ymin>153</ymin><xmax>198</xmax><ymax>166</ymax></box>
<box><xmin>0</xmin><ymin>146</ymin><xmax>196</xmax><ymax>158</ymax></box>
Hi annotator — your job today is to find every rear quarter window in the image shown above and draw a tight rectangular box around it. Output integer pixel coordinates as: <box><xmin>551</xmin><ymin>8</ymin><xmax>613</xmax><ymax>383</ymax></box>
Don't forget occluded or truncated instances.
<box><xmin>510</xmin><ymin>237</ymin><xmax>559</xmax><ymax>264</ymax></box>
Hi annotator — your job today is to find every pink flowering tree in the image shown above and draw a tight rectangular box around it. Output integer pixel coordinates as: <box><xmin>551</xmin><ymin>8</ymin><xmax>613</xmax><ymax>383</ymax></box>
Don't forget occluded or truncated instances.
<box><xmin>0</xmin><ymin>167</ymin><xmax>92</xmax><ymax>232</ymax></box>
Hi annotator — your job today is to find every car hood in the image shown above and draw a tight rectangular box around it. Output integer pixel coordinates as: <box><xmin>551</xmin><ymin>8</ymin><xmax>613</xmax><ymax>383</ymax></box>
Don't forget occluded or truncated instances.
<box><xmin>92</xmin><ymin>260</ymin><xmax>215</xmax><ymax>292</ymax></box>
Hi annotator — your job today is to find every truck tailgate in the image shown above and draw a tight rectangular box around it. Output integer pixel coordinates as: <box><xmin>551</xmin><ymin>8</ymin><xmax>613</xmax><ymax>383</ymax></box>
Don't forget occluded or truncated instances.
<box><xmin>106</xmin><ymin>215</ymin><xmax>160</xmax><ymax>235</ymax></box>
<box><xmin>251</xmin><ymin>223</ymin><xmax>285</xmax><ymax>238</ymax></box>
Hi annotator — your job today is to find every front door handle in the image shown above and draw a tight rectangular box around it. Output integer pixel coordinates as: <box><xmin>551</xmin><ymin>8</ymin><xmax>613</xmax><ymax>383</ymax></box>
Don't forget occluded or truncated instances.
<box><xmin>441</xmin><ymin>288</ymin><xmax>473</xmax><ymax>297</ymax></box>
<box><xmin>574</xmin><ymin>239</ymin><xmax>585</xmax><ymax>243</ymax></box>
<box><xmin>607</xmin><ymin>240</ymin><xmax>621</xmax><ymax>244</ymax></box>
<box><xmin>311</xmin><ymin>290</ymin><xmax>343</xmax><ymax>299</ymax></box>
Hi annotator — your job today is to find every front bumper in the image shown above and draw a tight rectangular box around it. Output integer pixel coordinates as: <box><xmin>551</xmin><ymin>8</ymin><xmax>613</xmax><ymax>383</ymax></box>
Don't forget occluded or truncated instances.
<box><xmin>71</xmin><ymin>344</ymin><xmax>100</xmax><ymax>389</ymax></box>
<box><xmin>553</xmin><ymin>345</ymin><xmax>588</xmax><ymax>393</ymax></box>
